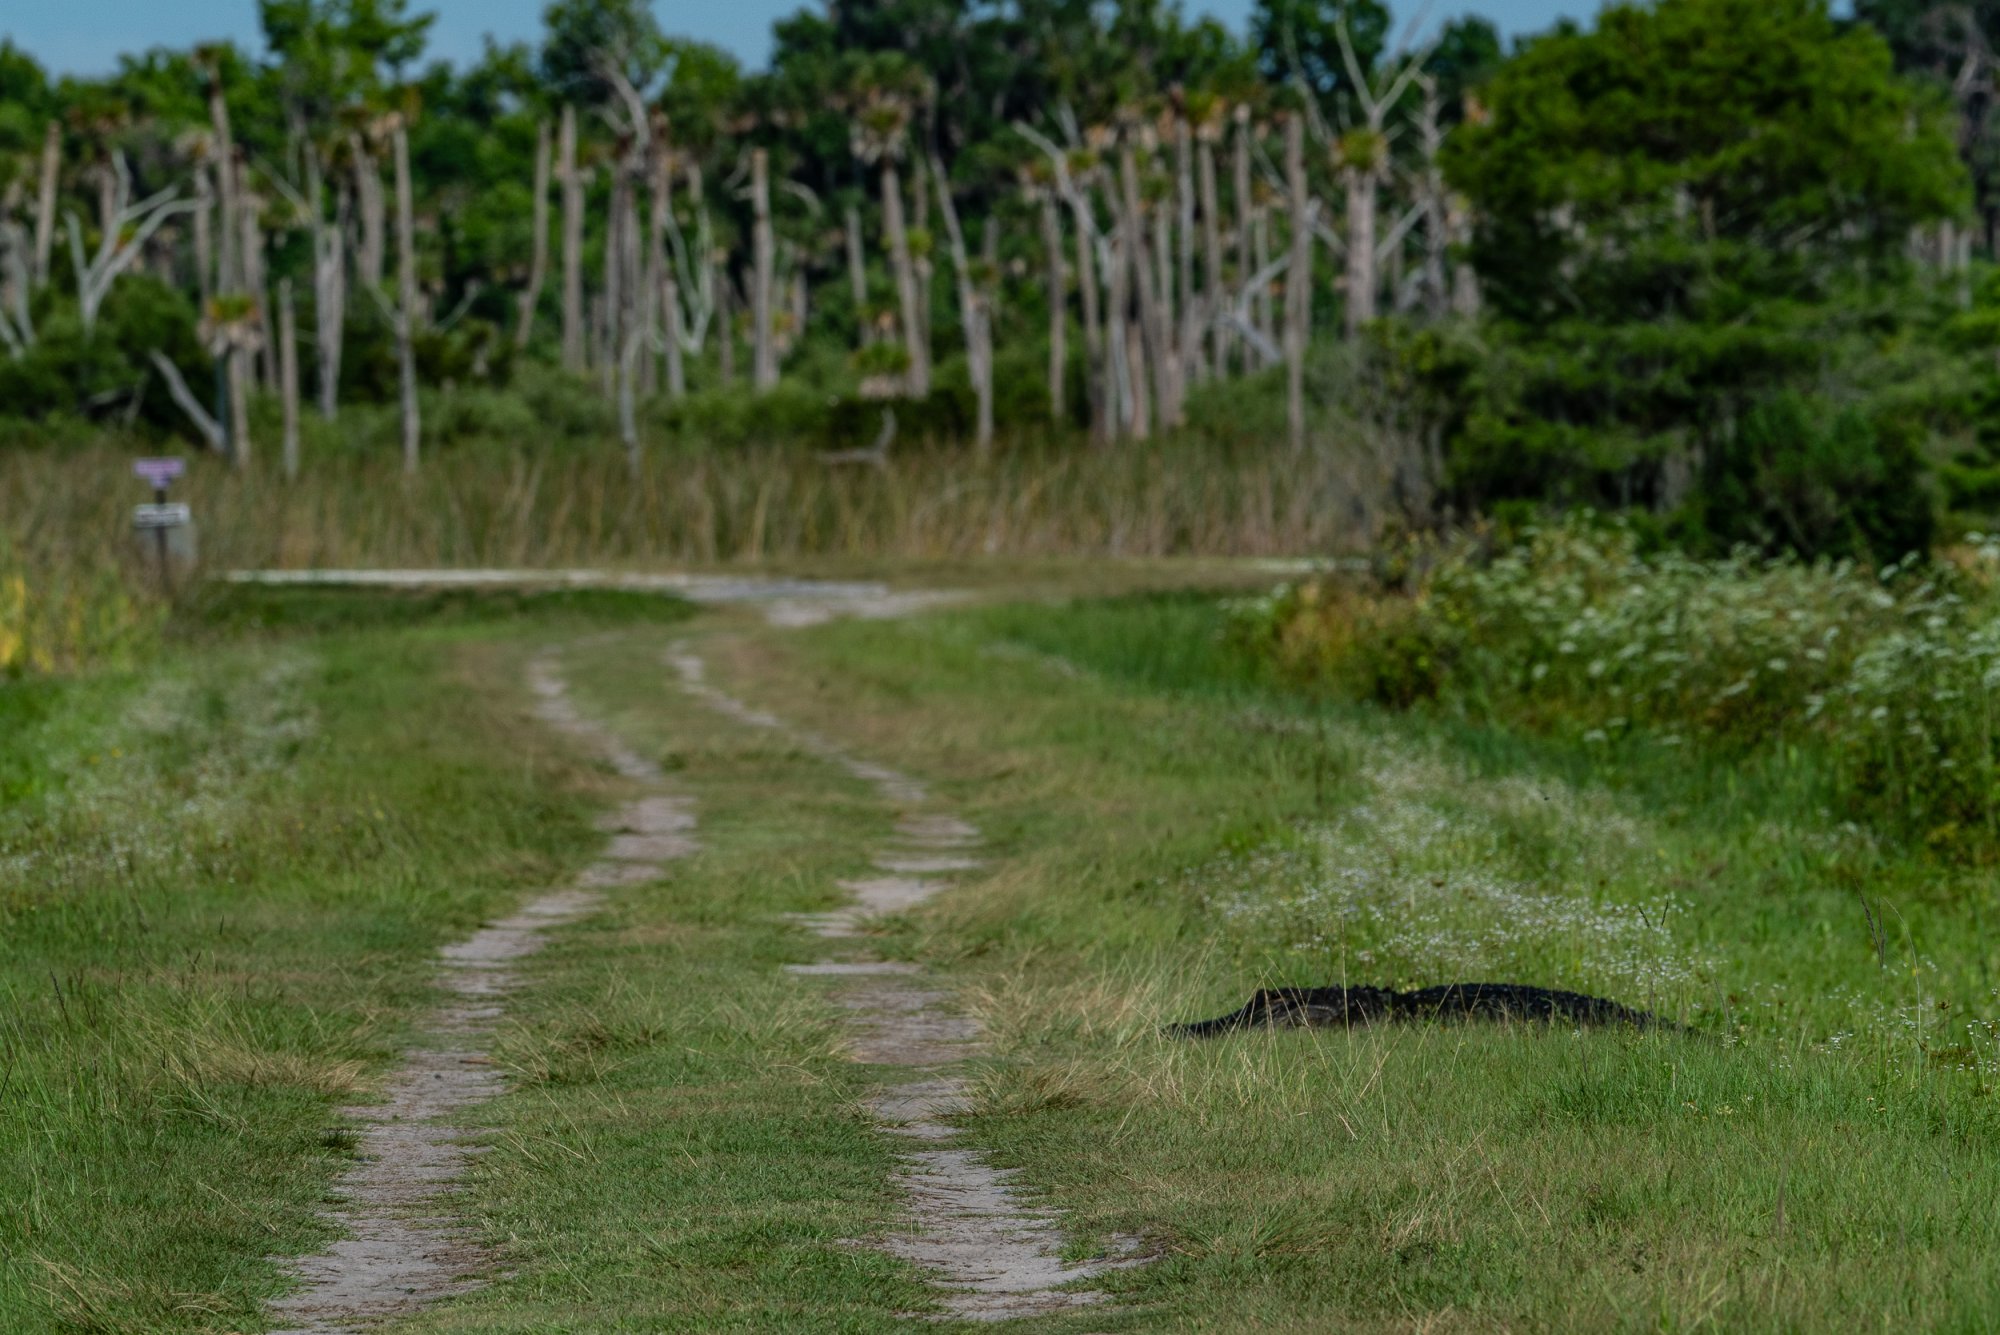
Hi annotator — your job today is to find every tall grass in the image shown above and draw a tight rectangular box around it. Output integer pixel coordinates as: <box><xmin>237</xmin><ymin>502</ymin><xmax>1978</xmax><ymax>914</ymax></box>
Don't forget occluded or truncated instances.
<box><xmin>2</xmin><ymin>436</ymin><xmax>1357</xmax><ymax>575</ymax></box>
<box><xmin>0</xmin><ymin>518</ymin><xmax>161</xmax><ymax>678</ymax></box>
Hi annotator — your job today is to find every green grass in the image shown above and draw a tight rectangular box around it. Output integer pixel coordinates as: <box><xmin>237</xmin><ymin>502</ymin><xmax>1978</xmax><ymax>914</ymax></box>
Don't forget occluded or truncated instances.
<box><xmin>517</xmin><ymin>591</ymin><xmax>1998</xmax><ymax>1330</ymax></box>
<box><xmin>13</xmin><ymin>576</ymin><xmax>2000</xmax><ymax>1330</ymax></box>
<box><xmin>0</xmin><ymin>595</ymin><xmax>681</xmax><ymax>1331</ymax></box>
<box><xmin>182</xmin><ymin>583</ymin><xmax>698</xmax><ymax>637</ymax></box>
<box><xmin>398</xmin><ymin>637</ymin><xmax>936</xmax><ymax>1331</ymax></box>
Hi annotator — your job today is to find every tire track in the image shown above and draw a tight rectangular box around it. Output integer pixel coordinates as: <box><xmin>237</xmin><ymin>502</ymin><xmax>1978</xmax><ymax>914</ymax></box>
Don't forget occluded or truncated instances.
<box><xmin>667</xmin><ymin>645</ymin><xmax>1139</xmax><ymax>1322</ymax></box>
<box><xmin>267</xmin><ymin>653</ymin><xmax>695</xmax><ymax>1334</ymax></box>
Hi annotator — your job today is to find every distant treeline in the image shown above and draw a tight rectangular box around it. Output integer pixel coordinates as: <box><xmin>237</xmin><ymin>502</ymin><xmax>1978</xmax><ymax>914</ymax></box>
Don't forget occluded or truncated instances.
<box><xmin>2</xmin><ymin>0</ymin><xmax>1998</xmax><ymax>558</ymax></box>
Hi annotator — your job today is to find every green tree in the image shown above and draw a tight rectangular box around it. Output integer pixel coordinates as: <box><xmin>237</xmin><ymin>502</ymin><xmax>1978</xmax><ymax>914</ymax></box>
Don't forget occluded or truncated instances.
<box><xmin>1448</xmin><ymin>0</ymin><xmax>1966</xmax><ymax>322</ymax></box>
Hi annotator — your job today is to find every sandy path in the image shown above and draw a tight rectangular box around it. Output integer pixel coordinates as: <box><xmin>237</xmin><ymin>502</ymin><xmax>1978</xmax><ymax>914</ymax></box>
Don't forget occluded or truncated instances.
<box><xmin>668</xmin><ymin>646</ymin><xmax>1139</xmax><ymax>1322</ymax></box>
<box><xmin>266</xmin><ymin>654</ymin><xmax>695</xmax><ymax>1334</ymax></box>
<box><xmin>224</xmin><ymin>568</ymin><xmax>965</xmax><ymax>628</ymax></box>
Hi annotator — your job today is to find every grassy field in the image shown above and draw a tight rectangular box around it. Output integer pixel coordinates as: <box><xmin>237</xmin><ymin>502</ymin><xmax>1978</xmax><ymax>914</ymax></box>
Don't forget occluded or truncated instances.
<box><xmin>0</xmin><ymin>589</ymin><xmax>686</xmax><ymax>1330</ymax></box>
<box><xmin>7</xmin><ymin>575</ymin><xmax>2000</xmax><ymax>1330</ymax></box>
<box><xmin>584</xmin><ymin>592</ymin><xmax>2000</xmax><ymax>1330</ymax></box>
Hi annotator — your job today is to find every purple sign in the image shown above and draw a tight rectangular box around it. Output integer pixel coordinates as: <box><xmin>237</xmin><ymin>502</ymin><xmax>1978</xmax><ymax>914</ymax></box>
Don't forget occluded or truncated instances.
<box><xmin>134</xmin><ymin>457</ymin><xmax>185</xmax><ymax>488</ymax></box>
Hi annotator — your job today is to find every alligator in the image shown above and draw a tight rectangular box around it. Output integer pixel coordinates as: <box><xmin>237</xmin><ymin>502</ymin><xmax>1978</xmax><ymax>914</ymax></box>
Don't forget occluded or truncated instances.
<box><xmin>1169</xmin><ymin>983</ymin><xmax>1666</xmax><ymax>1038</ymax></box>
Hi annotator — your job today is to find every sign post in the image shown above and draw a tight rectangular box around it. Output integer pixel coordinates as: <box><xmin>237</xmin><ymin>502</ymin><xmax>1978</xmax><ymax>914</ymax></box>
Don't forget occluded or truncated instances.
<box><xmin>132</xmin><ymin>458</ymin><xmax>190</xmax><ymax>593</ymax></box>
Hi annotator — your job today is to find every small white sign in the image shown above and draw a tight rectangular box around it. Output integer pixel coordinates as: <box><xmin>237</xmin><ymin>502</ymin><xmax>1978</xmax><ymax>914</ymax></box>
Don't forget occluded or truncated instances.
<box><xmin>134</xmin><ymin>458</ymin><xmax>186</xmax><ymax>487</ymax></box>
<box><xmin>133</xmin><ymin>503</ymin><xmax>193</xmax><ymax>529</ymax></box>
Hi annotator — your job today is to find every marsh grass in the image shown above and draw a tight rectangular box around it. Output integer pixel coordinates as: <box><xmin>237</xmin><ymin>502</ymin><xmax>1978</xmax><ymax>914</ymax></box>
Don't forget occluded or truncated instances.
<box><xmin>3</xmin><ymin>438</ymin><xmax>1351</xmax><ymax>579</ymax></box>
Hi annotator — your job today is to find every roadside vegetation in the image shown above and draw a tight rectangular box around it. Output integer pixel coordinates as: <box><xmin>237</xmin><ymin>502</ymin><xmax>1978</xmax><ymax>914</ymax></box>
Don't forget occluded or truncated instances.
<box><xmin>1239</xmin><ymin>519</ymin><xmax>2000</xmax><ymax>857</ymax></box>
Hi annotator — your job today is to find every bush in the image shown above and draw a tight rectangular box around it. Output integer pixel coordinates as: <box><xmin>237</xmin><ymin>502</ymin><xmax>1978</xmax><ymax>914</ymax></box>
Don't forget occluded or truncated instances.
<box><xmin>1238</xmin><ymin>518</ymin><xmax>2000</xmax><ymax>851</ymax></box>
<box><xmin>1378</xmin><ymin>287</ymin><xmax>1972</xmax><ymax>561</ymax></box>
<box><xmin>0</xmin><ymin>277</ymin><xmax>203</xmax><ymax>435</ymax></box>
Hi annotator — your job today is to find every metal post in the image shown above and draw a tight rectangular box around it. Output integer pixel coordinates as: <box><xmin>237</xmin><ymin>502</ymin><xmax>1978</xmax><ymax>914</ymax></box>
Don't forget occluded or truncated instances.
<box><xmin>153</xmin><ymin>482</ymin><xmax>171</xmax><ymax>594</ymax></box>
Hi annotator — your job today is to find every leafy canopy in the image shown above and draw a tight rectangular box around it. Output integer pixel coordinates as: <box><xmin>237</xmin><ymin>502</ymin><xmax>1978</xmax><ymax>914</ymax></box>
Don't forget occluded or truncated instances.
<box><xmin>1447</xmin><ymin>0</ymin><xmax>1967</xmax><ymax>322</ymax></box>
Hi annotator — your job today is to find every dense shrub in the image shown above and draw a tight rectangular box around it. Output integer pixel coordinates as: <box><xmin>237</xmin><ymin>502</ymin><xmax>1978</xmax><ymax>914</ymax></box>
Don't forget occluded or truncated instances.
<box><xmin>1239</xmin><ymin>518</ymin><xmax>2000</xmax><ymax>850</ymax></box>
<box><xmin>0</xmin><ymin>278</ymin><xmax>203</xmax><ymax>436</ymax></box>
<box><xmin>1377</xmin><ymin>296</ymin><xmax>1964</xmax><ymax>562</ymax></box>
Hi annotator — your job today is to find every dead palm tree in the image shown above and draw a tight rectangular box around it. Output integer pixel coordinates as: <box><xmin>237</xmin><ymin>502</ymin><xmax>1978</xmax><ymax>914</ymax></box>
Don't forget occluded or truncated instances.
<box><xmin>850</xmin><ymin>80</ymin><xmax>927</xmax><ymax>397</ymax></box>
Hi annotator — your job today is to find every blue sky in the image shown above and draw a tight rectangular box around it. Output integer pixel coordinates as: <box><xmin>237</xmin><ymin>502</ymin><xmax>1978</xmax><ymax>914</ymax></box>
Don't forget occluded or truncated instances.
<box><xmin>2</xmin><ymin>0</ymin><xmax>1594</xmax><ymax>77</ymax></box>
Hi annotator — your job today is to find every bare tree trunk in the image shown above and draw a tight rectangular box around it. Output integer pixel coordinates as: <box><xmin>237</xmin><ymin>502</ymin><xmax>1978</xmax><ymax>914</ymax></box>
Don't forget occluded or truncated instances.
<box><xmin>1050</xmin><ymin>177</ymin><xmax>1105</xmax><ymax>443</ymax></box>
<box><xmin>1104</xmin><ymin>197</ymin><xmax>1131</xmax><ymax>440</ymax></box>
<box><xmin>751</xmin><ymin>148</ymin><xmax>777</xmax><ymax>392</ymax></box>
<box><xmin>644</xmin><ymin>143</ymin><xmax>669</xmax><ymax>395</ymax></box>
<box><xmin>207</xmin><ymin>81</ymin><xmax>249</xmax><ymax>464</ymax></box>
<box><xmin>911</xmin><ymin>153</ymin><xmax>933</xmax><ymax>381</ymax></box>
<box><xmin>192</xmin><ymin>163</ymin><xmax>214</xmax><ymax>306</ymax></box>
<box><xmin>659</xmin><ymin>154</ymin><xmax>686</xmax><ymax>399</ymax></box>
<box><xmin>627</xmin><ymin>161</ymin><xmax>646</xmax><ymax>379</ymax></box>
<box><xmin>1038</xmin><ymin>189</ymin><xmax>1066</xmax><ymax>425</ymax></box>
<box><xmin>1411</xmin><ymin>77</ymin><xmax>1450</xmax><ymax>319</ymax></box>
<box><xmin>351</xmin><ymin>135</ymin><xmax>384</xmax><ymax>289</ymax></box>
<box><xmin>1448</xmin><ymin>194</ymin><xmax>1480</xmax><ymax>317</ymax></box>
<box><xmin>618</xmin><ymin>306</ymin><xmax>640</xmax><ymax>476</ymax></box>
<box><xmin>1127</xmin><ymin>316</ymin><xmax>1149</xmax><ymax>438</ymax></box>
<box><xmin>603</xmin><ymin>152</ymin><xmax>627</xmax><ymax>401</ymax></box>
<box><xmin>1119</xmin><ymin>137</ymin><xmax>1169</xmax><ymax>436</ymax></box>
<box><xmin>393</xmin><ymin>121</ymin><xmax>420</xmax><ymax>473</ymax></box>
<box><xmin>242</xmin><ymin>192</ymin><xmax>275</xmax><ymax>390</ymax></box>
<box><xmin>1198</xmin><ymin>127</ymin><xmax>1224</xmax><ymax>379</ymax></box>
<box><xmin>0</xmin><ymin>185</ymin><xmax>20</xmax><ymax>324</ymax></box>
<box><xmin>1233</xmin><ymin>106</ymin><xmax>1254</xmax><ymax>376</ymax></box>
<box><xmin>716</xmin><ymin>272</ymin><xmax>736</xmax><ymax>386</ymax></box>
<box><xmin>932</xmin><ymin>157</ymin><xmax>993</xmax><ymax>452</ymax></box>
<box><xmin>664</xmin><ymin>271</ymin><xmax>686</xmax><ymax>395</ymax></box>
<box><xmin>279</xmin><ymin>278</ymin><xmax>300</xmax><ymax>479</ymax></box>
<box><xmin>844</xmin><ymin>200</ymin><xmax>868</xmax><ymax>343</ymax></box>
<box><xmin>147</xmin><ymin>351</ymin><xmax>225</xmax><ymax>451</ymax></box>
<box><xmin>686</xmin><ymin>161</ymin><xmax>715</xmax><ymax>362</ymax></box>
<box><xmin>319</xmin><ymin>174</ymin><xmax>349</xmax><ymax>419</ymax></box>
<box><xmin>226</xmin><ymin>338</ymin><xmax>253</xmax><ymax>471</ymax></box>
<box><xmin>1284</xmin><ymin>115</ymin><xmax>1310</xmax><ymax>453</ymax></box>
<box><xmin>516</xmin><ymin>119</ymin><xmax>551</xmax><ymax>349</ymax></box>
<box><xmin>31</xmin><ymin>122</ymin><xmax>59</xmax><ymax>288</ymax></box>
<box><xmin>209</xmin><ymin>104</ymin><xmax>239</xmax><ymax>293</ymax></box>
<box><xmin>1254</xmin><ymin>209</ymin><xmax>1275</xmax><ymax>353</ymax></box>
<box><xmin>1344</xmin><ymin>165</ymin><xmax>1378</xmax><ymax>339</ymax></box>
<box><xmin>1175</xmin><ymin>116</ymin><xmax>1201</xmax><ymax>393</ymax></box>
<box><xmin>1152</xmin><ymin>193</ymin><xmax>1183</xmax><ymax>427</ymax></box>
<box><xmin>882</xmin><ymin>159</ymin><xmax>926</xmax><ymax>396</ymax></box>
<box><xmin>559</xmin><ymin>106</ymin><xmax>584</xmax><ymax>373</ymax></box>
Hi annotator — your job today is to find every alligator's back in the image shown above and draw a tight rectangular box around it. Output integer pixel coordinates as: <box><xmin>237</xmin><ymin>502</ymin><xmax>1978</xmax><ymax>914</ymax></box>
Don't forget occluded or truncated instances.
<box><xmin>1393</xmin><ymin>982</ymin><xmax>1660</xmax><ymax>1028</ymax></box>
<box><xmin>1170</xmin><ymin>981</ymin><xmax>1664</xmax><ymax>1038</ymax></box>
